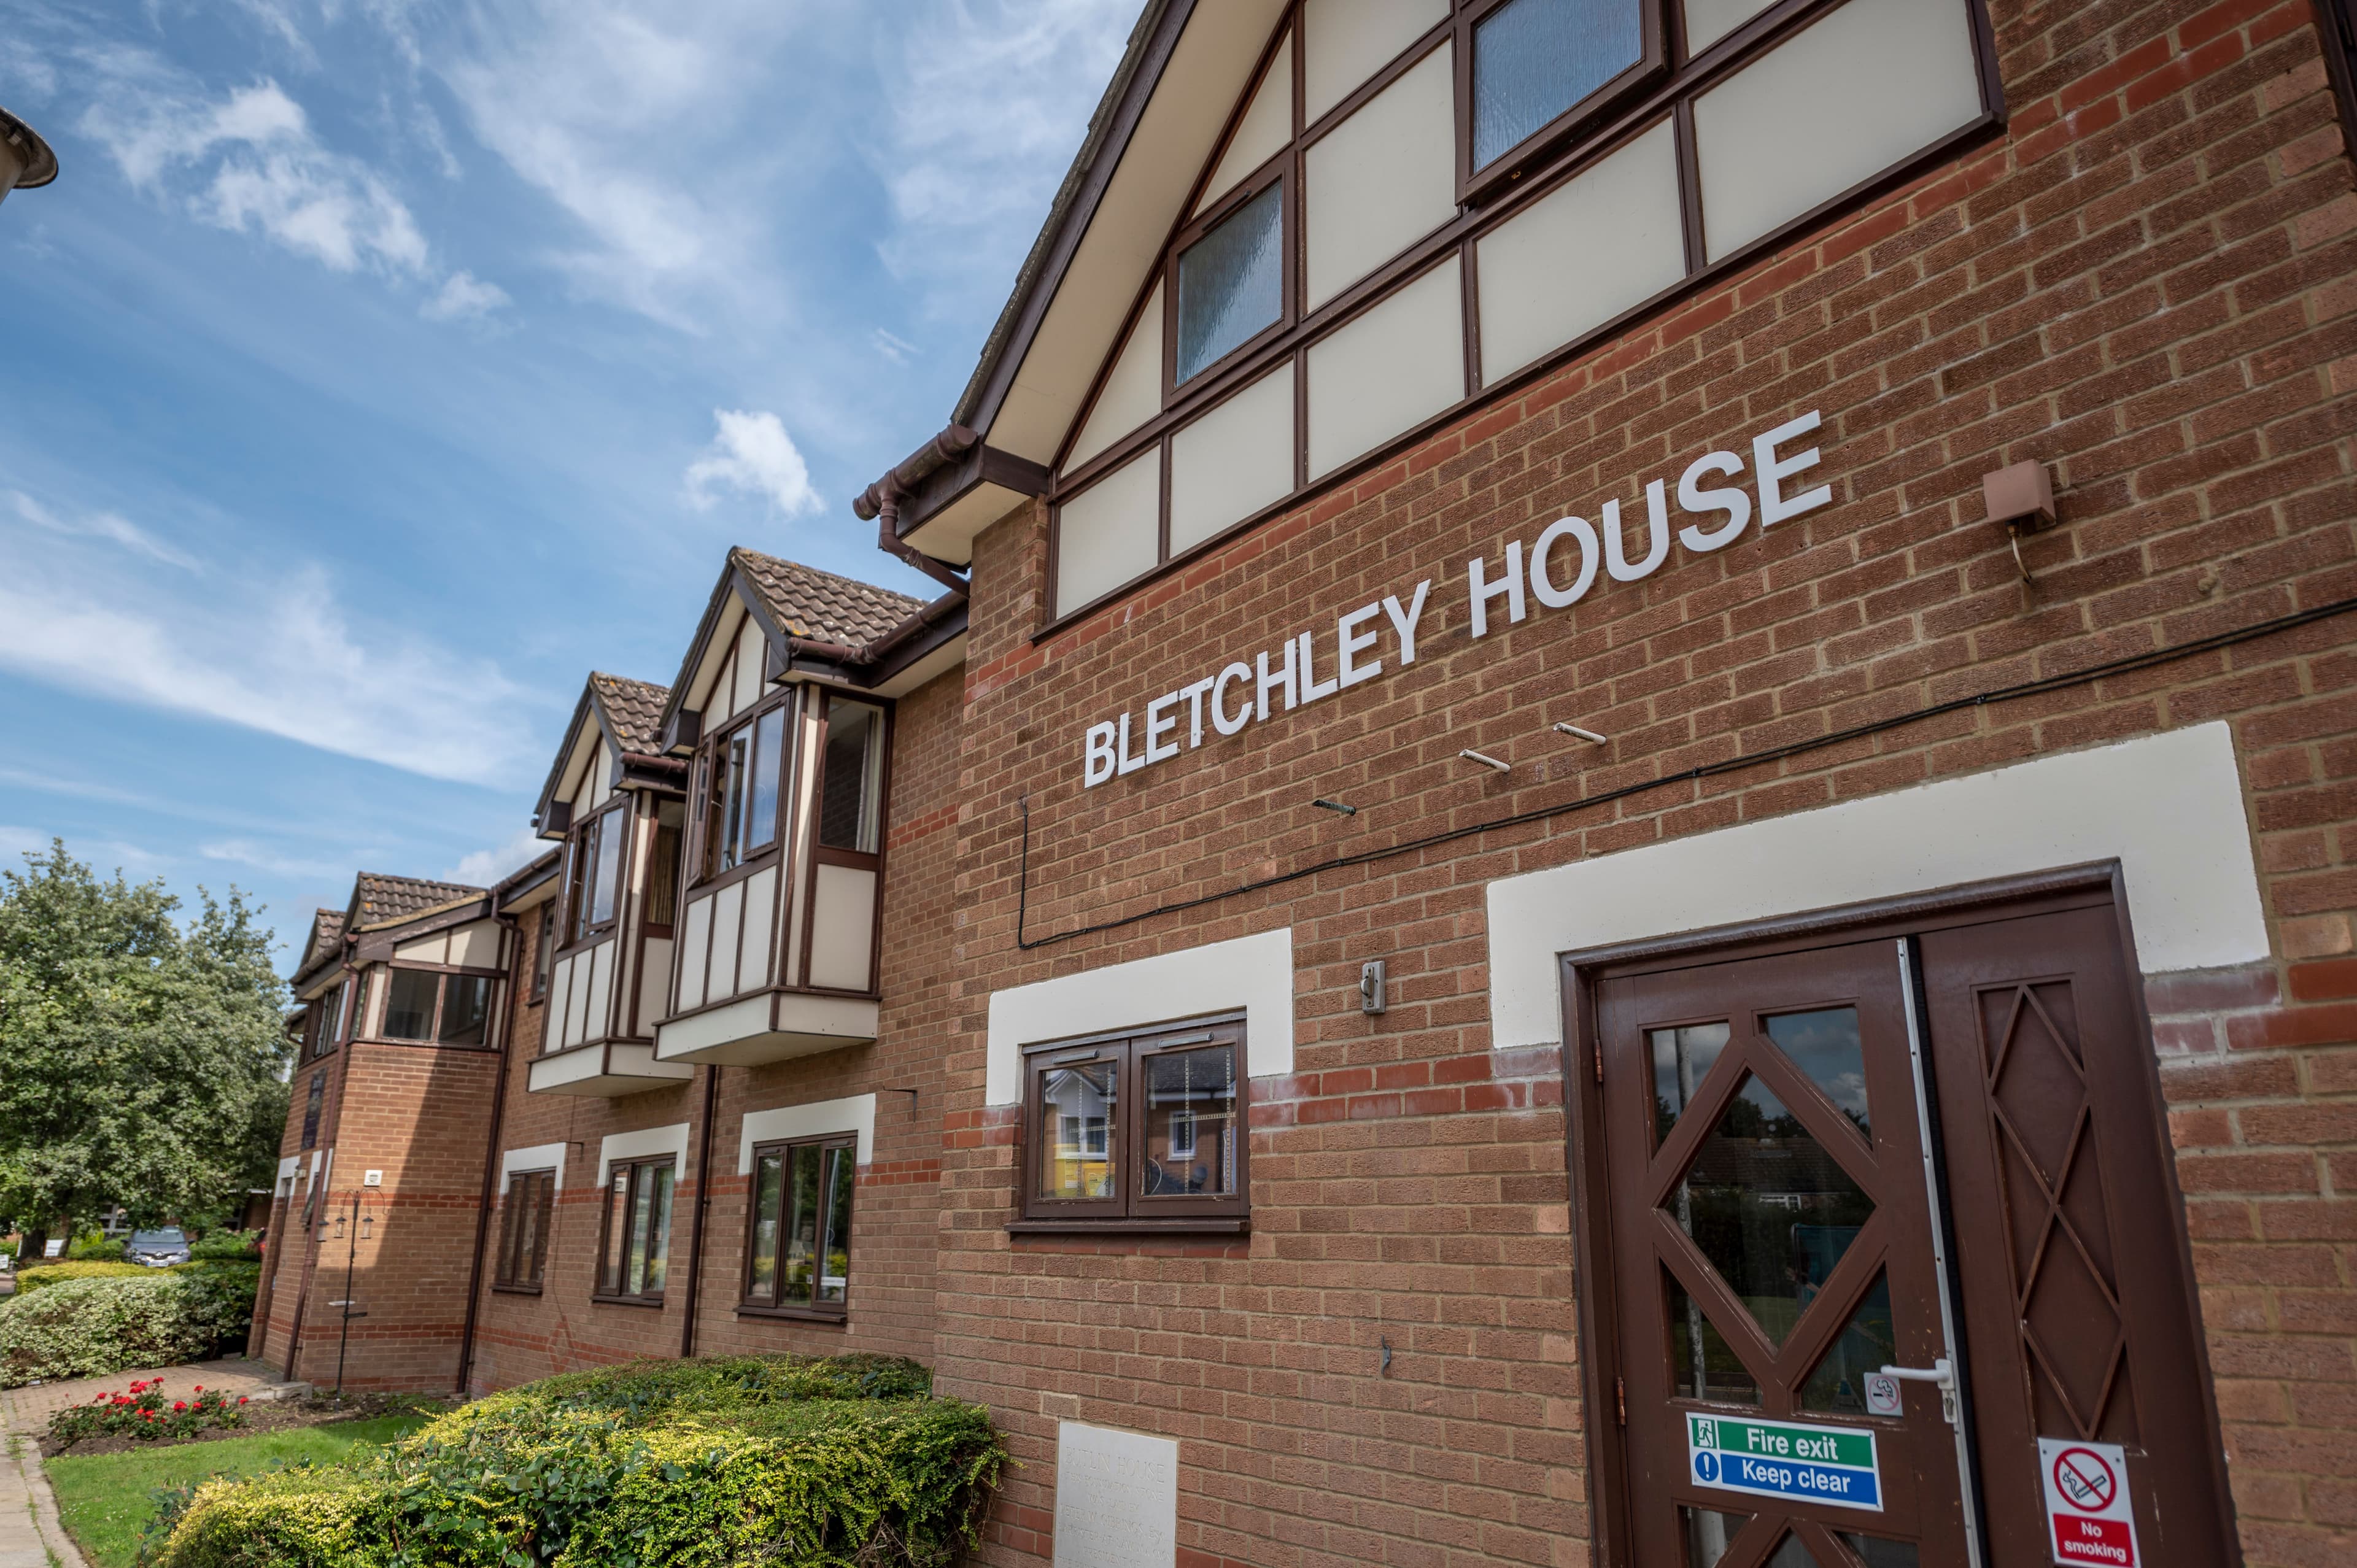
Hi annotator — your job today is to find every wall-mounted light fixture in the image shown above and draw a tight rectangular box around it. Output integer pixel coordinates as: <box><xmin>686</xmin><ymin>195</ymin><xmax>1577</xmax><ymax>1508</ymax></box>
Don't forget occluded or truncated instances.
<box><xmin>1983</xmin><ymin>459</ymin><xmax>2057</xmax><ymax>583</ymax></box>
<box><xmin>1459</xmin><ymin>749</ymin><xmax>1511</xmax><ymax>773</ymax></box>
<box><xmin>1553</xmin><ymin>723</ymin><xmax>1609</xmax><ymax>745</ymax></box>
<box><xmin>1313</xmin><ymin>798</ymin><xmax>1358</xmax><ymax>816</ymax></box>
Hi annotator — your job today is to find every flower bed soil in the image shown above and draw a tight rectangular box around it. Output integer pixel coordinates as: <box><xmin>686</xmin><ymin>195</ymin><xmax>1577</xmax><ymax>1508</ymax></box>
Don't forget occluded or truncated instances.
<box><xmin>41</xmin><ymin>1391</ymin><xmax>443</xmax><ymax>1458</ymax></box>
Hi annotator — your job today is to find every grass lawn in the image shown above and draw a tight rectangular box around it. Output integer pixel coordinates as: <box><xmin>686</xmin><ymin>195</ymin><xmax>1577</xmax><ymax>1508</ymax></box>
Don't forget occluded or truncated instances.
<box><xmin>45</xmin><ymin>1415</ymin><xmax>427</xmax><ymax>1568</ymax></box>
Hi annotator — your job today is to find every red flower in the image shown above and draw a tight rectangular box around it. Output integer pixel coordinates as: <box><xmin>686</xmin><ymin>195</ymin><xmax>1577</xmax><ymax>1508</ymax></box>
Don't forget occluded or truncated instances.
<box><xmin>193</xmin><ymin>1385</ymin><xmax>203</xmax><ymax>1392</ymax></box>
<box><xmin>173</xmin><ymin>1401</ymin><xmax>186</xmax><ymax>1412</ymax></box>
<box><xmin>238</xmin><ymin>1397</ymin><xmax>249</xmax><ymax>1405</ymax></box>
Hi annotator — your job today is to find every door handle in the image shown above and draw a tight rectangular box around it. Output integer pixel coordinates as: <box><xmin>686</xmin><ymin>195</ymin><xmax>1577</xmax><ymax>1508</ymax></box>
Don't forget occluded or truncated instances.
<box><xmin>1878</xmin><ymin>1358</ymin><xmax>1960</xmax><ymax>1427</ymax></box>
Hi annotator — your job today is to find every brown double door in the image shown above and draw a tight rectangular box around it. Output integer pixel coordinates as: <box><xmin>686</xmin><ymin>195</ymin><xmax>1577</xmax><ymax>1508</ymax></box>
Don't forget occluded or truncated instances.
<box><xmin>1572</xmin><ymin>881</ymin><xmax>2237</xmax><ymax>1567</ymax></box>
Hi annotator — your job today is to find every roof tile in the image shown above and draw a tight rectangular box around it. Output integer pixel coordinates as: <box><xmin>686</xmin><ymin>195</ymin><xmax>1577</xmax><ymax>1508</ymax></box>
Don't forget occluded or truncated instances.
<box><xmin>589</xmin><ymin>673</ymin><xmax>670</xmax><ymax>754</ymax></box>
<box><xmin>353</xmin><ymin>872</ymin><xmax>485</xmax><ymax>925</ymax></box>
<box><xmin>733</xmin><ymin>548</ymin><xmax>924</xmax><ymax>649</ymax></box>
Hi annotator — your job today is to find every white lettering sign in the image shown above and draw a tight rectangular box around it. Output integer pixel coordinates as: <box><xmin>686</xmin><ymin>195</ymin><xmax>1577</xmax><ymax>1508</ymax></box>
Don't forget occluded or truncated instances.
<box><xmin>1054</xmin><ymin>1420</ymin><xmax>1177</xmax><ymax>1568</ymax></box>
<box><xmin>1078</xmin><ymin>411</ymin><xmax>1831</xmax><ymax>783</ymax></box>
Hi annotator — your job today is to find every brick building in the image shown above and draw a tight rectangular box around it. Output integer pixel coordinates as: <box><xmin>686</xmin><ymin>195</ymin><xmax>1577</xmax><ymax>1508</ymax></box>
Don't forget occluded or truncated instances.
<box><xmin>258</xmin><ymin>0</ymin><xmax>2357</xmax><ymax>1562</ymax></box>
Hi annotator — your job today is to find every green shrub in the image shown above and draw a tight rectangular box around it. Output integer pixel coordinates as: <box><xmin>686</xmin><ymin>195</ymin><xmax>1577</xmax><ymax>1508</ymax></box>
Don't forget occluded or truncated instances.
<box><xmin>71</xmin><ymin>1233</ymin><xmax>128</xmax><ymax>1262</ymax></box>
<box><xmin>188</xmin><ymin>1230</ymin><xmax>263</xmax><ymax>1261</ymax></box>
<box><xmin>15</xmin><ymin>1261</ymin><xmax>152</xmax><ymax>1292</ymax></box>
<box><xmin>149</xmin><ymin>1354</ymin><xmax>1007</xmax><ymax>1568</ymax></box>
<box><xmin>0</xmin><ymin>1265</ymin><xmax>258</xmax><ymax>1387</ymax></box>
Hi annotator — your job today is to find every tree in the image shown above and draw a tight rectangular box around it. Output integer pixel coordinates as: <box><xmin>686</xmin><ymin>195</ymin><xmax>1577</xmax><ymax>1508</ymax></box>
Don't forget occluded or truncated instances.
<box><xmin>0</xmin><ymin>841</ymin><xmax>290</xmax><ymax>1251</ymax></box>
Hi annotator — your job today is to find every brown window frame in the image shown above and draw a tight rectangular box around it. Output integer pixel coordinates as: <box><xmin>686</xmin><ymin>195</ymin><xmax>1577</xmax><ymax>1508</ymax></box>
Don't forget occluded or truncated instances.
<box><xmin>737</xmin><ymin>1134</ymin><xmax>857</xmax><ymax>1322</ymax></box>
<box><xmin>308</xmin><ymin>980</ymin><xmax>346</xmax><ymax>1059</ymax></box>
<box><xmin>530</xmin><ymin>907</ymin><xmax>554</xmax><ymax>1003</ymax></box>
<box><xmin>1043</xmin><ymin>0</ymin><xmax>2002</xmax><ymax>627</ymax></box>
<box><xmin>1013</xmin><ymin>1014</ymin><xmax>1248</xmax><ymax>1235</ymax></box>
<box><xmin>300</xmin><ymin>1068</ymin><xmax>326</xmax><ymax>1149</ymax></box>
<box><xmin>492</xmin><ymin>1168</ymin><xmax>555</xmax><ymax>1294</ymax></box>
<box><xmin>693</xmin><ymin>697</ymin><xmax>791</xmax><ymax>889</ymax></box>
<box><xmin>376</xmin><ymin>965</ymin><xmax>500</xmax><ymax>1049</ymax></box>
<box><xmin>563</xmin><ymin>800</ymin><xmax>632</xmax><ymax>951</ymax></box>
<box><xmin>593</xmin><ymin>1154</ymin><xmax>676</xmax><ymax>1307</ymax></box>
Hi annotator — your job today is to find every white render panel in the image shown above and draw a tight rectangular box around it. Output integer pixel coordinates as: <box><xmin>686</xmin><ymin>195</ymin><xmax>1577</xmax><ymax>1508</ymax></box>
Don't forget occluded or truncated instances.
<box><xmin>585</xmin><ymin>940</ymin><xmax>613</xmax><ymax>1042</ymax></box>
<box><xmin>1056</xmin><ymin>448</ymin><xmax>1161</xmax><ymax>614</ymax></box>
<box><xmin>638</xmin><ymin>938</ymin><xmax>674</xmax><ymax>1034</ymax></box>
<box><xmin>1485</xmin><ymin>723</ymin><xmax>2270</xmax><ymax>1051</ymax></box>
<box><xmin>393</xmin><ymin>932</ymin><xmax>450</xmax><ymax>965</ymax></box>
<box><xmin>1307</xmin><ymin>255</ymin><xmax>1463</xmax><ymax>479</ymax></box>
<box><xmin>710</xmin><ymin>878</ymin><xmax>745</xmax><ymax>1001</ymax></box>
<box><xmin>1197</xmin><ymin>37</ymin><xmax>1293</xmax><ymax>214</ymax></box>
<box><xmin>1686</xmin><ymin>0</ymin><xmax>1779</xmax><ymax>52</ymax></box>
<box><xmin>653</xmin><ymin>992</ymin><xmax>772</xmax><ymax>1058</ymax></box>
<box><xmin>447</xmin><ymin>921</ymin><xmax>501</xmax><ymax>970</ymax></box>
<box><xmin>740</xmin><ymin>865</ymin><xmax>778</xmax><ymax>991</ymax></box>
<box><xmin>1067</xmin><ymin>282</ymin><xmax>1166</xmax><ymax>471</ymax></box>
<box><xmin>501</xmin><ymin>1143</ymin><xmax>568</xmax><ymax>1193</ymax></box>
<box><xmin>737</xmin><ymin>1094</ymin><xmax>879</xmax><ymax>1172</ymax></box>
<box><xmin>596</xmin><ymin>1122</ymin><xmax>691</xmax><ymax>1189</ymax></box>
<box><xmin>1169</xmin><ymin>360</ymin><xmax>1295</xmax><ymax>555</ymax></box>
<box><xmin>678</xmin><ymin>895</ymin><xmax>713</xmax><ymax>1014</ymax></box>
<box><xmin>986</xmin><ymin>927</ymin><xmax>1294</xmax><ymax>1106</ymax></box>
<box><xmin>808</xmin><ymin>864</ymin><xmax>876</xmax><ymax>991</ymax></box>
<box><xmin>1695</xmin><ymin>0</ymin><xmax>1983</xmax><ymax>261</ymax></box>
<box><xmin>1304</xmin><ymin>41</ymin><xmax>1456</xmax><ymax>309</ymax></box>
<box><xmin>732</xmin><ymin>623</ymin><xmax>765</xmax><ymax>719</ymax></box>
<box><xmin>1302</xmin><ymin>0</ymin><xmax>1446</xmax><ymax>123</ymax></box>
<box><xmin>1477</xmin><ymin>120</ymin><xmax>1685</xmax><ymax>384</ymax></box>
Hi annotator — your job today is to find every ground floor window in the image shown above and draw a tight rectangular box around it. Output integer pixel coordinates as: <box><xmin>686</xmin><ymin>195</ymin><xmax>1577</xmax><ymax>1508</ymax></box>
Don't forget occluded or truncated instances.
<box><xmin>595</xmin><ymin>1156</ymin><xmax>674</xmax><ymax>1303</ymax></box>
<box><xmin>1019</xmin><ymin>1016</ymin><xmax>1245</xmax><ymax>1229</ymax></box>
<box><xmin>740</xmin><ymin>1135</ymin><xmax>854</xmax><ymax>1318</ymax></box>
<box><xmin>495</xmin><ymin>1168</ymin><xmax>554</xmax><ymax>1292</ymax></box>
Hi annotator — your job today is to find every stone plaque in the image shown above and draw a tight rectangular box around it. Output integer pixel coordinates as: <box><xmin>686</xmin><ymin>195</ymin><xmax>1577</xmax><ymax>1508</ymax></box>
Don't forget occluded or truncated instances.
<box><xmin>1053</xmin><ymin>1420</ymin><xmax>1177</xmax><ymax>1568</ymax></box>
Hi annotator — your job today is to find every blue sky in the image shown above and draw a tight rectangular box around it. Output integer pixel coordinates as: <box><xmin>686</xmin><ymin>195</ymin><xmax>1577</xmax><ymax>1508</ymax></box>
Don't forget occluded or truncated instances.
<box><xmin>0</xmin><ymin>0</ymin><xmax>1128</xmax><ymax>962</ymax></box>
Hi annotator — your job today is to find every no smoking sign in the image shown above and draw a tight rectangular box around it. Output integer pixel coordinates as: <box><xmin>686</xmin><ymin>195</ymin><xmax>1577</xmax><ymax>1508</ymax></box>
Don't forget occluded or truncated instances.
<box><xmin>2037</xmin><ymin>1437</ymin><xmax>2140</xmax><ymax>1567</ymax></box>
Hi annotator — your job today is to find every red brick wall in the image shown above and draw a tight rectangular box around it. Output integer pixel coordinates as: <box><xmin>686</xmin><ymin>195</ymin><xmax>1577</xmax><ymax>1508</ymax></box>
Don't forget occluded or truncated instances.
<box><xmin>931</xmin><ymin>2</ymin><xmax>2357</xmax><ymax>1564</ymax></box>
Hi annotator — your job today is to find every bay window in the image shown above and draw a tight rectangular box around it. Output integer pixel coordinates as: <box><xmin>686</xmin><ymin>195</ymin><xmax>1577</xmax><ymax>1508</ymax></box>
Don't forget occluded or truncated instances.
<box><xmin>1018</xmin><ymin>1018</ymin><xmax>1247</xmax><ymax>1230</ymax></box>
<box><xmin>703</xmin><ymin>704</ymin><xmax>786</xmax><ymax>879</ymax></box>
<box><xmin>567</xmin><ymin>802</ymin><xmax>630</xmax><ymax>945</ymax></box>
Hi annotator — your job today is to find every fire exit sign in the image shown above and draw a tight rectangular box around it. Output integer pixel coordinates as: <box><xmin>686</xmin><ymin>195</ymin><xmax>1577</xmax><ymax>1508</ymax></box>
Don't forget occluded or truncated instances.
<box><xmin>1686</xmin><ymin>1413</ymin><xmax>1884</xmax><ymax>1512</ymax></box>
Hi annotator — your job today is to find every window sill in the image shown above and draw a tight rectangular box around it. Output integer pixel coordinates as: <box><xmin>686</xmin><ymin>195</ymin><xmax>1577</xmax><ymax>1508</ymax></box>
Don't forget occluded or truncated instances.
<box><xmin>590</xmin><ymin>1293</ymin><xmax>667</xmax><ymax>1309</ymax></box>
<box><xmin>735</xmin><ymin>1303</ymin><xmax>849</xmax><ymax>1324</ymax></box>
<box><xmin>489</xmin><ymin>1283</ymin><xmax>543</xmax><ymax>1297</ymax></box>
<box><xmin>1007</xmin><ymin>1218</ymin><xmax>1249</xmax><ymax>1237</ymax></box>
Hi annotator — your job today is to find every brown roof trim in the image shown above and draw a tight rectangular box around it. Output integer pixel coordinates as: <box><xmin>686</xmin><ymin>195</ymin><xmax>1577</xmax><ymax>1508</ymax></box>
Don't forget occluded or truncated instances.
<box><xmin>493</xmin><ymin>847</ymin><xmax>562</xmax><ymax>899</ymax></box>
<box><xmin>0</xmin><ymin>106</ymin><xmax>59</xmax><ymax>188</ymax></box>
<box><xmin>351</xmin><ymin>890</ymin><xmax>490</xmax><ymax>935</ymax></box>
<box><xmin>949</xmin><ymin>1</ymin><xmax>1191</xmax><ymax>436</ymax></box>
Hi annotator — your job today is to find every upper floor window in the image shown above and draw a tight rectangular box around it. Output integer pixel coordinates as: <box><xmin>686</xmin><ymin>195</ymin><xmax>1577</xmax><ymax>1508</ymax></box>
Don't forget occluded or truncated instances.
<box><xmin>1047</xmin><ymin>0</ymin><xmax>1992</xmax><ymax>622</ymax></box>
<box><xmin>565</xmin><ymin>802</ymin><xmax>630</xmax><ymax>944</ymax></box>
<box><xmin>818</xmin><ymin>698</ymin><xmax>885</xmax><ymax>856</ymax></box>
<box><xmin>380</xmin><ymin>968</ymin><xmax>495</xmax><ymax>1047</ymax></box>
<box><xmin>646</xmin><ymin>801</ymin><xmax>684</xmax><ymax>929</ymax></box>
<box><xmin>531</xmin><ymin>909</ymin><xmax>554</xmax><ymax>1002</ymax></box>
<box><xmin>1018</xmin><ymin>1017</ymin><xmax>1247</xmax><ymax>1230</ymax></box>
<box><xmin>308</xmin><ymin>982</ymin><xmax>344</xmax><ymax>1059</ymax></box>
<box><xmin>705</xmin><ymin>704</ymin><xmax>786</xmax><ymax>879</ymax></box>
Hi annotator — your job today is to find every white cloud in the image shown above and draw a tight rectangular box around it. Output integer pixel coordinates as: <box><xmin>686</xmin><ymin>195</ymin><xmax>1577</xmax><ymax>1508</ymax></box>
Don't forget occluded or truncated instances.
<box><xmin>420</xmin><ymin>269</ymin><xmax>511</xmax><ymax>322</ymax></box>
<box><xmin>199</xmin><ymin>839</ymin><xmax>346</xmax><ymax>880</ymax></box>
<box><xmin>0</xmin><ymin>501</ymin><xmax>539</xmax><ymax>787</ymax></box>
<box><xmin>872</xmin><ymin>327</ymin><xmax>918</xmax><ymax>365</ymax></box>
<box><xmin>10</xmin><ymin>490</ymin><xmax>200</xmax><ymax>571</ymax></box>
<box><xmin>683</xmin><ymin>408</ymin><xmax>821</xmax><ymax>517</ymax></box>
<box><xmin>449</xmin><ymin>824</ymin><xmax>549</xmax><ymax>887</ymax></box>
<box><xmin>83</xmin><ymin>76</ymin><xmax>430</xmax><ymax>276</ymax></box>
<box><xmin>877</xmin><ymin>0</ymin><xmax>1132</xmax><ymax>322</ymax></box>
<box><xmin>0</xmin><ymin>827</ymin><xmax>52</xmax><ymax>864</ymax></box>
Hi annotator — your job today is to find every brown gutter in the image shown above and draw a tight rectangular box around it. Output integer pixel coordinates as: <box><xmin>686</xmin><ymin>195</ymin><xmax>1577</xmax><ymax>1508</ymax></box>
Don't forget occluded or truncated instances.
<box><xmin>454</xmin><ymin>905</ymin><xmax>524</xmax><ymax>1396</ymax></box>
<box><xmin>855</xmin><ymin>428</ymin><xmax>977</xmax><ymax>595</ymax></box>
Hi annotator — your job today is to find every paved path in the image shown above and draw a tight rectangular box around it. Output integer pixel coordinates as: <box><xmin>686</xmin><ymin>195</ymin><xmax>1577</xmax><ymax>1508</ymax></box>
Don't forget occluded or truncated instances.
<box><xmin>0</xmin><ymin>1358</ymin><xmax>282</xmax><ymax>1436</ymax></box>
<box><xmin>0</xmin><ymin>1359</ymin><xmax>292</xmax><ymax>1567</ymax></box>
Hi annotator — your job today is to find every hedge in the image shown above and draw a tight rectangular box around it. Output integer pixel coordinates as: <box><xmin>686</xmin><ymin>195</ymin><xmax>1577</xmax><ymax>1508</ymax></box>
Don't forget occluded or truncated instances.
<box><xmin>0</xmin><ymin>1264</ymin><xmax>257</xmax><ymax>1386</ymax></box>
<box><xmin>14</xmin><ymin>1261</ymin><xmax>155</xmax><ymax>1292</ymax></box>
<box><xmin>150</xmin><ymin>1354</ymin><xmax>1007</xmax><ymax>1568</ymax></box>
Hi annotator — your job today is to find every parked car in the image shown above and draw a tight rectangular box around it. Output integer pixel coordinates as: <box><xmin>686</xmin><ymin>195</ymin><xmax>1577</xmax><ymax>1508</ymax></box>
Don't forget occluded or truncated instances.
<box><xmin>126</xmin><ymin>1227</ymin><xmax>191</xmax><ymax>1267</ymax></box>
